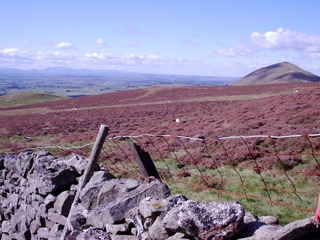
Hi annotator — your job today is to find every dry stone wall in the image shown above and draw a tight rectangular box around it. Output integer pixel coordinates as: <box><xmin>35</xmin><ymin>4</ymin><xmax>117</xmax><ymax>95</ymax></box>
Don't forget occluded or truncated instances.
<box><xmin>0</xmin><ymin>151</ymin><xmax>319</xmax><ymax>240</ymax></box>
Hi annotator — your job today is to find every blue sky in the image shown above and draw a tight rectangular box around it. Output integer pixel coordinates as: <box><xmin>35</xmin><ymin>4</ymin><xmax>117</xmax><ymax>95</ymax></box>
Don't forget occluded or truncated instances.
<box><xmin>1</xmin><ymin>0</ymin><xmax>320</xmax><ymax>77</ymax></box>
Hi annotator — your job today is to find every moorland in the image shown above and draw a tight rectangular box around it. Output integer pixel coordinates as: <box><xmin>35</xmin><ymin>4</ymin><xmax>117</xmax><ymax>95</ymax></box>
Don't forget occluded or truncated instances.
<box><xmin>1</xmin><ymin>82</ymin><xmax>320</xmax><ymax>153</ymax></box>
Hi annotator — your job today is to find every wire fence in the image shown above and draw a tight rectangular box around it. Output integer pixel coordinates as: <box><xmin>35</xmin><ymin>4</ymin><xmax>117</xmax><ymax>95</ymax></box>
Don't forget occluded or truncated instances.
<box><xmin>15</xmin><ymin>130</ymin><xmax>320</xmax><ymax>222</ymax></box>
<box><xmin>97</xmin><ymin>132</ymin><xmax>320</xmax><ymax>220</ymax></box>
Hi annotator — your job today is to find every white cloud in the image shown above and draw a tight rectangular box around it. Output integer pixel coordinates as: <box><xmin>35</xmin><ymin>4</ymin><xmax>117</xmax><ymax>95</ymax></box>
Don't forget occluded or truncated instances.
<box><xmin>0</xmin><ymin>48</ymin><xmax>27</xmax><ymax>56</ymax></box>
<box><xmin>147</xmin><ymin>54</ymin><xmax>161</xmax><ymax>60</ymax></box>
<box><xmin>216</xmin><ymin>43</ymin><xmax>254</xmax><ymax>57</ymax></box>
<box><xmin>83</xmin><ymin>51</ymin><xmax>112</xmax><ymax>60</ymax></box>
<box><xmin>55</xmin><ymin>42</ymin><xmax>76</xmax><ymax>49</ymax></box>
<box><xmin>95</xmin><ymin>38</ymin><xmax>106</xmax><ymax>45</ymax></box>
<box><xmin>250</xmin><ymin>28</ymin><xmax>320</xmax><ymax>52</ymax></box>
<box><xmin>216</xmin><ymin>28</ymin><xmax>320</xmax><ymax>58</ymax></box>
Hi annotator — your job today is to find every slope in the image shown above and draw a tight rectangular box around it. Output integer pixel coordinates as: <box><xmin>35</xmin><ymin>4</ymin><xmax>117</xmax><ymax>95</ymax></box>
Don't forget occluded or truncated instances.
<box><xmin>233</xmin><ymin>62</ymin><xmax>320</xmax><ymax>86</ymax></box>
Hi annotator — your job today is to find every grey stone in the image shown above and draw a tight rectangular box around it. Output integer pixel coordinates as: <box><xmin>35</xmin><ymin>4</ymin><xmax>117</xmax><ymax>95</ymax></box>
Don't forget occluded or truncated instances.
<box><xmin>88</xmin><ymin>170</ymin><xmax>115</xmax><ymax>185</ymax></box>
<box><xmin>30</xmin><ymin>219</ymin><xmax>41</xmax><ymax>234</ymax></box>
<box><xmin>258</xmin><ymin>215</ymin><xmax>279</xmax><ymax>225</ymax></box>
<box><xmin>105</xmin><ymin>223</ymin><xmax>129</xmax><ymax>235</ymax></box>
<box><xmin>239</xmin><ymin>211</ymin><xmax>265</xmax><ymax>238</ymax></box>
<box><xmin>61</xmin><ymin>154</ymin><xmax>96</xmax><ymax>175</ymax></box>
<box><xmin>34</xmin><ymin>150</ymin><xmax>53</xmax><ymax>158</ymax></box>
<box><xmin>82</xmin><ymin>227</ymin><xmax>111</xmax><ymax>240</ymax></box>
<box><xmin>79</xmin><ymin>170</ymin><xmax>116</xmax><ymax>210</ymax></box>
<box><xmin>244</xmin><ymin>211</ymin><xmax>258</xmax><ymax>224</ymax></box>
<box><xmin>26</xmin><ymin>205</ymin><xmax>36</xmax><ymax>220</ymax></box>
<box><xmin>163</xmin><ymin>200</ymin><xmax>245</xmax><ymax>240</ymax></box>
<box><xmin>271</xmin><ymin>217</ymin><xmax>320</xmax><ymax>240</ymax></box>
<box><xmin>53</xmin><ymin>190</ymin><xmax>75</xmax><ymax>216</ymax></box>
<box><xmin>4</xmin><ymin>153</ymin><xmax>18</xmax><ymax>171</ymax></box>
<box><xmin>1</xmin><ymin>234</ymin><xmax>12</xmax><ymax>240</ymax></box>
<box><xmin>110</xmin><ymin>235</ymin><xmax>136</xmax><ymax>240</ymax></box>
<box><xmin>87</xmin><ymin>177</ymin><xmax>170</xmax><ymax>226</ymax></box>
<box><xmin>36</xmin><ymin>168</ymin><xmax>79</xmax><ymax>195</ymax></box>
<box><xmin>69</xmin><ymin>213</ymin><xmax>87</xmax><ymax>231</ymax></box>
<box><xmin>49</xmin><ymin>223</ymin><xmax>64</xmax><ymax>239</ymax></box>
<box><xmin>12</xmin><ymin>213</ymin><xmax>30</xmax><ymax>237</ymax></box>
<box><xmin>44</xmin><ymin>194</ymin><xmax>56</xmax><ymax>211</ymax></box>
<box><xmin>37</xmin><ymin>227</ymin><xmax>50</xmax><ymax>238</ymax></box>
<box><xmin>138</xmin><ymin>197</ymin><xmax>169</xmax><ymax>219</ymax></box>
<box><xmin>167</xmin><ymin>194</ymin><xmax>189</xmax><ymax>207</ymax></box>
<box><xmin>125</xmin><ymin>207</ymin><xmax>145</xmax><ymax>238</ymax></box>
<box><xmin>79</xmin><ymin>183</ymin><xmax>102</xmax><ymax>210</ymax></box>
<box><xmin>96</xmin><ymin>177</ymin><xmax>140</xmax><ymax>206</ymax></box>
<box><xmin>45</xmin><ymin>218</ymin><xmax>55</xmax><ymax>229</ymax></box>
<box><xmin>241</xmin><ymin>224</ymin><xmax>282</xmax><ymax>240</ymax></box>
<box><xmin>148</xmin><ymin>216</ymin><xmax>170</xmax><ymax>240</ymax></box>
<box><xmin>16</xmin><ymin>151</ymin><xmax>34</xmax><ymax>178</ymax></box>
<box><xmin>1</xmin><ymin>220</ymin><xmax>11</xmax><ymax>233</ymax></box>
<box><xmin>167</xmin><ymin>232</ymin><xmax>190</xmax><ymax>240</ymax></box>
<box><xmin>48</xmin><ymin>211</ymin><xmax>67</xmax><ymax>225</ymax></box>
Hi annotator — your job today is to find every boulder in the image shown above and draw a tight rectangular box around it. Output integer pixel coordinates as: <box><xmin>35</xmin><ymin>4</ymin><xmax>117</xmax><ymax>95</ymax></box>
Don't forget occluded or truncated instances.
<box><xmin>79</xmin><ymin>170</ymin><xmax>116</xmax><ymax>210</ymax></box>
<box><xmin>35</xmin><ymin>166</ymin><xmax>79</xmax><ymax>195</ymax></box>
<box><xmin>86</xmin><ymin>177</ymin><xmax>170</xmax><ymax>227</ymax></box>
<box><xmin>270</xmin><ymin>217</ymin><xmax>320</xmax><ymax>240</ymax></box>
<box><xmin>163</xmin><ymin>200</ymin><xmax>245</xmax><ymax>239</ymax></box>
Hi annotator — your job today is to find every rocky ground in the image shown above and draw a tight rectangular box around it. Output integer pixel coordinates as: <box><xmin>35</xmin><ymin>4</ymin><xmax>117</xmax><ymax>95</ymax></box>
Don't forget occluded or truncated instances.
<box><xmin>0</xmin><ymin>151</ymin><xmax>319</xmax><ymax>239</ymax></box>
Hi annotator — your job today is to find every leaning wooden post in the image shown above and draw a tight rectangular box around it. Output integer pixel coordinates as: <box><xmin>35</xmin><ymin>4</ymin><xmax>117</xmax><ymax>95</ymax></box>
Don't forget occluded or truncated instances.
<box><xmin>60</xmin><ymin>124</ymin><xmax>109</xmax><ymax>240</ymax></box>
<box><xmin>127</xmin><ymin>140</ymin><xmax>160</xmax><ymax>179</ymax></box>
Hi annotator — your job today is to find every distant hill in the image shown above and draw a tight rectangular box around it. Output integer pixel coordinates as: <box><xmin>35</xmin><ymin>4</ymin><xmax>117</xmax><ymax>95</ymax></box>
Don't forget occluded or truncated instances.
<box><xmin>0</xmin><ymin>92</ymin><xmax>63</xmax><ymax>107</ymax></box>
<box><xmin>0</xmin><ymin>67</ymin><xmax>237</xmax><ymax>97</ymax></box>
<box><xmin>233</xmin><ymin>62</ymin><xmax>320</xmax><ymax>86</ymax></box>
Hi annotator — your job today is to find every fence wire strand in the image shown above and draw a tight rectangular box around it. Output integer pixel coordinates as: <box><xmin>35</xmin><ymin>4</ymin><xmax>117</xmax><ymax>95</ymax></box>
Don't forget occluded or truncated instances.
<box><xmin>98</xmin><ymin>132</ymin><xmax>320</xmax><ymax>215</ymax></box>
<box><xmin>14</xmin><ymin>132</ymin><xmax>320</xmax><ymax>216</ymax></box>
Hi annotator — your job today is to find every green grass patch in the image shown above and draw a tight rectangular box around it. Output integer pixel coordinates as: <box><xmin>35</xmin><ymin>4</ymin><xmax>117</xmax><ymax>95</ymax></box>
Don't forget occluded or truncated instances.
<box><xmin>103</xmin><ymin>152</ymin><xmax>318</xmax><ymax>225</ymax></box>
<box><xmin>0</xmin><ymin>92</ymin><xmax>64</xmax><ymax>107</ymax></box>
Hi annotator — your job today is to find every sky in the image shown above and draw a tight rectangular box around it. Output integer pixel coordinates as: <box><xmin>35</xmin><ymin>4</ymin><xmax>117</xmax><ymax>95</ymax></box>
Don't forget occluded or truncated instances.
<box><xmin>1</xmin><ymin>0</ymin><xmax>320</xmax><ymax>77</ymax></box>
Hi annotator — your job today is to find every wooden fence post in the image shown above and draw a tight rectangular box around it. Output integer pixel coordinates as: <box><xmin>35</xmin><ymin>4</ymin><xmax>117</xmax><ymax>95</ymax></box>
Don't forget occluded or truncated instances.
<box><xmin>60</xmin><ymin>124</ymin><xmax>109</xmax><ymax>239</ymax></box>
<box><xmin>127</xmin><ymin>140</ymin><xmax>160</xmax><ymax>179</ymax></box>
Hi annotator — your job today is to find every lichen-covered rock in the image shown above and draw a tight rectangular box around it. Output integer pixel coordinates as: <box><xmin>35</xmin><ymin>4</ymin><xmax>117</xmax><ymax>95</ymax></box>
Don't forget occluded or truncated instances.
<box><xmin>163</xmin><ymin>200</ymin><xmax>245</xmax><ymax>240</ymax></box>
<box><xmin>86</xmin><ymin>177</ymin><xmax>170</xmax><ymax>227</ymax></box>
<box><xmin>79</xmin><ymin>170</ymin><xmax>116</xmax><ymax>210</ymax></box>
<box><xmin>81</xmin><ymin>227</ymin><xmax>111</xmax><ymax>240</ymax></box>
<box><xmin>138</xmin><ymin>197</ymin><xmax>170</xmax><ymax>219</ymax></box>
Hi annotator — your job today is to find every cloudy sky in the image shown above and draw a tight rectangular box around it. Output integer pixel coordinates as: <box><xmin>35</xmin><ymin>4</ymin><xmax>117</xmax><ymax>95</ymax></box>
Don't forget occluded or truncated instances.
<box><xmin>1</xmin><ymin>0</ymin><xmax>320</xmax><ymax>77</ymax></box>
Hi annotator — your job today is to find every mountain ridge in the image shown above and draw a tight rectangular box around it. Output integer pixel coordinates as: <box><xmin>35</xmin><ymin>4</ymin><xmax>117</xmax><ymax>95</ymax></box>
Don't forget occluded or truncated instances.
<box><xmin>233</xmin><ymin>62</ymin><xmax>320</xmax><ymax>85</ymax></box>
